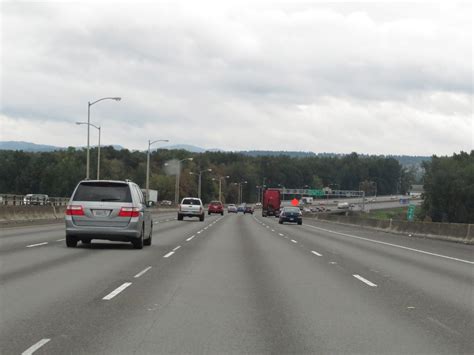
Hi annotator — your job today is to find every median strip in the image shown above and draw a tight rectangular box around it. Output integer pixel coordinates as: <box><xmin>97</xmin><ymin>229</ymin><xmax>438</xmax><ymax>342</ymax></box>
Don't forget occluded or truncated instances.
<box><xmin>353</xmin><ymin>274</ymin><xmax>377</xmax><ymax>287</ymax></box>
<box><xmin>22</xmin><ymin>338</ymin><xmax>51</xmax><ymax>355</ymax></box>
<box><xmin>26</xmin><ymin>242</ymin><xmax>48</xmax><ymax>248</ymax></box>
<box><xmin>102</xmin><ymin>282</ymin><xmax>132</xmax><ymax>300</ymax></box>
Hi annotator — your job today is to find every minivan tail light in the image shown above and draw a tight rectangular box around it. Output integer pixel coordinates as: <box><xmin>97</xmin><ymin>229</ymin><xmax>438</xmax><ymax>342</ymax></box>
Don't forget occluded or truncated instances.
<box><xmin>66</xmin><ymin>205</ymin><xmax>84</xmax><ymax>216</ymax></box>
<box><xmin>118</xmin><ymin>207</ymin><xmax>140</xmax><ymax>217</ymax></box>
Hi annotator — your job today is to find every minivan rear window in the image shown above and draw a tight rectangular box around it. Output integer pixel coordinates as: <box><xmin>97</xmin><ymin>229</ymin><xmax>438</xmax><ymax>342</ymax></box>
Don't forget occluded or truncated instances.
<box><xmin>73</xmin><ymin>182</ymin><xmax>132</xmax><ymax>202</ymax></box>
<box><xmin>182</xmin><ymin>199</ymin><xmax>201</xmax><ymax>205</ymax></box>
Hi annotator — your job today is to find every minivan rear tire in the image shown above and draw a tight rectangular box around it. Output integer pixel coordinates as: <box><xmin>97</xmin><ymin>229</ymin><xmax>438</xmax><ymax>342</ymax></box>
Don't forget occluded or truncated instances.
<box><xmin>144</xmin><ymin>223</ymin><xmax>152</xmax><ymax>246</ymax></box>
<box><xmin>66</xmin><ymin>235</ymin><xmax>78</xmax><ymax>248</ymax></box>
<box><xmin>132</xmin><ymin>227</ymin><xmax>144</xmax><ymax>249</ymax></box>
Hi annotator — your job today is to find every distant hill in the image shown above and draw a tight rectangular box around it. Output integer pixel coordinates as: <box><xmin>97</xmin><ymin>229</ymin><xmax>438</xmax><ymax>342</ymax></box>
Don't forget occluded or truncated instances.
<box><xmin>0</xmin><ymin>141</ymin><xmax>431</xmax><ymax>167</ymax></box>
<box><xmin>162</xmin><ymin>144</ymin><xmax>222</xmax><ymax>153</ymax></box>
<box><xmin>0</xmin><ymin>141</ymin><xmax>64</xmax><ymax>152</ymax></box>
<box><xmin>0</xmin><ymin>141</ymin><xmax>124</xmax><ymax>152</ymax></box>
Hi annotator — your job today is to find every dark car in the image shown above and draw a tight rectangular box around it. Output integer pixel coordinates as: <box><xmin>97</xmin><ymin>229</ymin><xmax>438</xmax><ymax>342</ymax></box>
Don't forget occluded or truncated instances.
<box><xmin>278</xmin><ymin>207</ymin><xmax>302</xmax><ymax>225</ymax></box>
<box><xmin>208</xmin><ymin>201</ymin><xmax>224</xmax><ymax>215</ymax></box>
<box><xmin>237</xmin><ymin>204</ymin><xmax>245</xmax><ymax>213</ymax></box>
<box><xmin>244</xmin><ymin>205</ymin><xmax>254</xmax><ymax>214</ymax></box>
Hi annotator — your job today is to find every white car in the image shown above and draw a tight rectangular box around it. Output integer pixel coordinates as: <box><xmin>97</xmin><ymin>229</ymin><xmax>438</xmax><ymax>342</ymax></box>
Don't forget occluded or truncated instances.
<box><xmin>227</xmin><ymin>204</ymin><xmax>237</xmax><ymax>213</ymax></box>
<box><xmin>178</xmin><ymin>197</ymin><xmax>205</xmax><ymax>221</ymax></box>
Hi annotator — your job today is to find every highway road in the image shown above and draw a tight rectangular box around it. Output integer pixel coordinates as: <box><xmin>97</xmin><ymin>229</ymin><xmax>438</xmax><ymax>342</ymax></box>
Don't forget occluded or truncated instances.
<box><xmin>1</xmin><ymin>211</ymin><xmax>473</xmax><ymax>354</ymax></box>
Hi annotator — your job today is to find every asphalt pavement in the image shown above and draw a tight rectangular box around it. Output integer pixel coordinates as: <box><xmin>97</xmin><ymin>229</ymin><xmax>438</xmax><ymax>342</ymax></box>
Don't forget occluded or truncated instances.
<box><xmin>0</xmin><ymin>211</ymin><xmax>472</xmax><ymax>354</ymax></box>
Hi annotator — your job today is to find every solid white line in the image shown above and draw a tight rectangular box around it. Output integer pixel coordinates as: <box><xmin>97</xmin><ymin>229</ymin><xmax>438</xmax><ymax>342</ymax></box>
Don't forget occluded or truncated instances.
<box><xmin>134</xmin><ymin>266</ymin><xmax>152</xmax><ymax>278</ymax></box>
<box><xmin>291</xmin><ymin>239</ymin><xmax>298</xmax><ymax>243</ymax></box>
<box><xmin>304</xmin><ymin>224</ymin><xmax>474</xmax><ymax>265</ymax></box>
<box><xmin>186</xmin><ymin>235</ymin><xmax>195</xmax><ymax>241</ymax></box>
<box><xmin>163</xmin><ymin>251</ymin><xmax>175</xmax><ymax>258</ymax></box>
<box><xmin>102</xmin><ymin>282</ymin><xmax>133</xmax><ymax>300</ymax></box>
<box><xmin>26</xmin><ymin>242</ymin><xmax>48</xmax><ymax>248</ymax></box>
<box><xmin>172</xmin><ymin>246</ymin><xmax>181</xmax><ymax>251</ymax></box>
<box><xmin>353</xmin><ymin>274</ymin><xmax>378</xmax><ymax>287</ymax></box>
<box><xmin>22</xmin><ymin>338</ymin><xmax>51</xmax><ymax>355</ymax></box>
<box><xmin>311</xmin><ymin>250</ymin><xmax>322</xmax><ymax>256</ymax></box>
<box><xmin>56</xmin><ymin>238</ymin><xmax>65</xmax><ymax>242</ymax></box>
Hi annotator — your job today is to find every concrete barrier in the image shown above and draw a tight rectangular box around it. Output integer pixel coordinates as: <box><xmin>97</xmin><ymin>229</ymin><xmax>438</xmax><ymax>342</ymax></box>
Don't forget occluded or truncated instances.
<box><xmin>310</xmin><ymin>213</ymin><xmax>473</xmax><ymax>244</ymax></box>
<box><xmin>0</xmin><ymin>205</ymin><xmax>177</xmax><ymax>226</ymax></box>
<box><xmin>0</xmin><ymin>205</ymin><xmax>66</xmax><ymax>224</ymax></box>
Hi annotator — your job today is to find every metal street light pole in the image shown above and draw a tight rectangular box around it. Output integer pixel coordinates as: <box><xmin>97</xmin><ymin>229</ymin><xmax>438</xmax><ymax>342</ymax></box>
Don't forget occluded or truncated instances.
<box><xmin>86</xmin><ymin>97</ymin><xmax>121</xmax><ymax>179</ymax></box>
<box><xmin>198</xmin><ymin>168</ymin><xmax>212</xmax><ymax>200</ymax></box>
<box><xmin>173</xmin><ymin>157</ymin><xmax>193</xmax><ymax>204</ymax></box>
<box><xmin>146</xmin><ymin>139</ymin><xmax>169</xmax><ymax>202</ymax></box>
<box><xmin>77</xmin><ymin>122</ymin><xmax>101</xmax><ymax>180</ymax></box>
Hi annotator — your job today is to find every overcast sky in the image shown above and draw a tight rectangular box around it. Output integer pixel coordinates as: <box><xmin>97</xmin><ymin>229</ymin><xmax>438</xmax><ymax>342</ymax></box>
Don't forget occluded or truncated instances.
<box><xmin>1</xmin><ymin>0</ymin><xmax>472</xmax><ymax>155</ymax></box>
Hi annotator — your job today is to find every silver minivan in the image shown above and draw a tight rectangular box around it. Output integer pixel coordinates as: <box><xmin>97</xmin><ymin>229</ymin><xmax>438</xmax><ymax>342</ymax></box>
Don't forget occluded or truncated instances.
<box><xmin>65</xmin><ymin>180</ymin><xmax>153</xmax><ymax>249</ymax></box>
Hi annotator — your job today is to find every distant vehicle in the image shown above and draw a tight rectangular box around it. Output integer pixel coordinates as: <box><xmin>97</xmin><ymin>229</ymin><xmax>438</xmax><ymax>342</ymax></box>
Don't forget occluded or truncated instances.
<box><xmin>178</xmin><ymin>197</ymin><xmax>205</xmax><ymax>221</ymax></box>
<box><xmin>302</xmin><ymin>207</ymin><xmax>311</xmax><ymax>212</ymax></box>
<box><xmin>254</xmin><ymin>202</ymin><xmax>262</xmax><ymax>208</ymax></box>
<box><xmin>208</xmin><ymin>200</ymin><xmax>224</xmax><ymax>215</ymax></box>
<box><xmin>244</xmin><ymin>205</ymin><xmax>254</xmax><ymax>214</ymax></box>
<box><xmin>227</xmin><ymin>204</ymin><xmax>237</xmax><ymax>213</ymax></box>
<box><xmin>390</xmin><ymin>195</ymin><xmax>397</xmax><ymax>200</ymax></box>
<box><xmin>301</xmin><ymin>197</ymin><xmax>313</xmax><ymax>204</ymax></box>
<box><xmin>65</xmin><ymin>180</ymin><xmax>153</xmax><ymax>249</ymax></box>
<box><xmin>278</xmin><ymin>206</ymin><xmax>303</xmax><ymax>225</ymax></box>
<box><xmin>24</xmin><ymin>194</ymin><xmax>49</xmax><ymax>205</ymax></box>
<box><xmin>337</xmin><ymin>202</ymin><xmax>349</xmax><ymax>209</ymax></box>
<box><xmin>160</xmin><ymin>200</ymin><xmax>172</xmax><ymax>206</ymax></box>
<box><xmin>262</xmin><ymin>189</ymin><xmax>281</xmax><ymax>217</ymax></box>
<box><xmin>237</xmin><ymin>204</ymin><xmax>246</xmax><ymax>213</ymax></box>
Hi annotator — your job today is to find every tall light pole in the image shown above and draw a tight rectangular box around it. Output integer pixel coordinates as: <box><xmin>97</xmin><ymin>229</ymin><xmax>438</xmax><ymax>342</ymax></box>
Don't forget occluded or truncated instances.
<box><xmin>86</xmin><ymin>97</ymin><xmax>121</xmax><ymax>179</ymax></box>
<box><xmin>169</xmin><ymin>157</ymin><xmax>193</xmax><ymax>204</ymax></box>
<box><xmin>146</xmin><ymin>139</ymin><xmax>169</xmax><ymax>202</ymax></box>
<box><xmin>236</xmin><ymin>180</ymin><xmax>247</xmax><ymax>204</ymax></box>
<box><xmin>189</xmin><ymin>168</ymin><xmax>212</xmax><ymax>199</ymax></box>
<box><xmin>212</xmin><ymin>175</ymin><xmax>230</xmax><ymax>202</ymax></box>
<box><xmin>76</xmin><ymin>122</ymin><xmax>101</xmax><ymax>180</ymax></box>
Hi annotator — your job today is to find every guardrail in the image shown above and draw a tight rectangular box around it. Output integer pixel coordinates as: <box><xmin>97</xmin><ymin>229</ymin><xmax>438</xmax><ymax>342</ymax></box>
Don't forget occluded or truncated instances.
<box><xmin>0</xmin><ymin>194</ymin><xmax>69</xmax><ymax>206</ymax></box>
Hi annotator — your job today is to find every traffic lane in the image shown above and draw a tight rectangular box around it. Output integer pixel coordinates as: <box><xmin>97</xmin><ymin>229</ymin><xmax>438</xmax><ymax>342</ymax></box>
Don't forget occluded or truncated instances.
<box><xmin>302</xmin><ymin>216</ymin><xmax>474</xmax><ymax>262</ymax></box>
<box><xmin>0</xmin><ymin>212</ymin><xmax>177</xmax><ymax>254</ymax></box>
<box><xmin>0</xmin><ymin>215</ymin><xmax>223</xmax><ymax>354</ymax></box>
<box><xmin>257</xmin><ymin>215</ymin><xmax>474</xmax><ymax>352</ymax></box>
<box><xmin>41</xmin><ymin>212</ymin><xmax>450</xmax><ymax>354</ymax></box>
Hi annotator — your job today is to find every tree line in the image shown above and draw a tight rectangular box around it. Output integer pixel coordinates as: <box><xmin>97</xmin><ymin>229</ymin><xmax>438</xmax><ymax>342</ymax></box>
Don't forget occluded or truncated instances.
<box><xmin>0</xmin><ymin>147</ymin><xmax>471</xmax><ymax>223</ymax></box>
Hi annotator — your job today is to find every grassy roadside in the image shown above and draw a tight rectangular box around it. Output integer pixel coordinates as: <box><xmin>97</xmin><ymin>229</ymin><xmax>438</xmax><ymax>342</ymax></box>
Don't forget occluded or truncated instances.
<box><xmin>360</xmin><ymin>207</ymin><xmax>412</xmax><ymax>221</ymax></box>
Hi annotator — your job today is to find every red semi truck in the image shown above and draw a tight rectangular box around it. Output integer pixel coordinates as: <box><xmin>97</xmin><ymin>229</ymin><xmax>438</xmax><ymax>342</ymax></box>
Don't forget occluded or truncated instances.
<box><xmin>262</xmin><ymin>189</ymin><xmax>281</xmax><ymax>217</ymax></box>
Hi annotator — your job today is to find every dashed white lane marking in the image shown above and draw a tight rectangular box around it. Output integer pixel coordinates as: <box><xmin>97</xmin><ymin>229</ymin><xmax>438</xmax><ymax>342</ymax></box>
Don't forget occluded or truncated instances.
<box><xmin>353</xmin><ymin>274</ymin><xmax>377</xmax><ymax>287</ymax></box>
<box><xmin>21</xmin><ymin>338</ymin><xmax>51</xmax><ymax>355</ymax></box>
<box><xmin>304</xmin><ymin>224</ymin><xmax>474</xmax><ymax>265</ymax></box>
<box><xmin>311</xmin><ymin>250</ymin><xmax>322</xmax><ymax>256</ymax></box>
<box><xmin>134</xmin><ymin>266</ymin><xmax>152</xmax><ymax>278</ymax></box>
<box><xmin>26</xmin><ymin>242</ymin><xmax>48</xmax><ymax>248</ymax></box>
<box><xmin>56</xmin><ymin>238</ymin><xmax>65</xmax><ymax>242</ymax></box>
<box><xmin>278</xmin><ymin>233</ymin><xmax>284</xmax><ymax>236</ymax></box>
<box><xmin>186</xmin><ymin>235</ymin><xmax>195</xmax><ymax>241</ymax></box>
<box><xmin>329</xmin><ymin>261</ymin><xmax>337</xmax><ymax>264</ymax></box>
<box><xmin>102</xmin><ymin>282</ymin><xmax>133</xmax><ymax>300</ymax></box>
<box><xmin>172</xmin><ymin>246</ymin><xmax>181</xmax><ymax>251</ymax></box>
<box><xmin>197</xmin><ymin>231</ymin><xmax>202</xmax><ymax>234</ymax></box>
<box><xmin>163</xmin><ymin>251</ymin><xmax>175</xmax><ymax>258</ymax></box>
<box><xmin>271</xmin><ymin>229</ymin><xmax>275</xmax><ymax>232</ymax></box>
<box><xmin>291</xmin><ymin>239</ymin><xmax>298</xmax><ymax>244</ymax></box>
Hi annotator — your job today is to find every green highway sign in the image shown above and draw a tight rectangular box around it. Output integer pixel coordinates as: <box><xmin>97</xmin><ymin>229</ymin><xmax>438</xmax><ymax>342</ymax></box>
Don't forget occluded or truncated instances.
<box><xmin>308</xmin><ymin>189</ymin><xmax>324</xmax><ymax>196</ymax></box>
<box><xmin>407</xmin><ymin>204</ymin><xmax>416</xmax><ymax>221</ymax></box>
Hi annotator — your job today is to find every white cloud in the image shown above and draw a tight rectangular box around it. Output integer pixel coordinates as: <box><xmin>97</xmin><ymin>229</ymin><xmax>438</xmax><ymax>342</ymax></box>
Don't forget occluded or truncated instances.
<box><xmin>1</xmin><ymin>0</ymin><xmax>472</xmax><ymax>155</ymax></box>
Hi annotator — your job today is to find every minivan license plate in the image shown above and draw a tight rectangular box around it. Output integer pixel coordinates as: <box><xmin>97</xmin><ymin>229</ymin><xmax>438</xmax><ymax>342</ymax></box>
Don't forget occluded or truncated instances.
<box><xmin>93</xmin><ymin>209</ymin><xmax>110</xmax><ymax>217</ymax></box>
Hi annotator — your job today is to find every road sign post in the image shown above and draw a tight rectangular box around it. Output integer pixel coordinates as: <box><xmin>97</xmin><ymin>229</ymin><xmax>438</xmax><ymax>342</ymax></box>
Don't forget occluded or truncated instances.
<box><xmin>407</xmin><ymin>204</ymin><xmax>416</xmax><ymax>221</ymax></box>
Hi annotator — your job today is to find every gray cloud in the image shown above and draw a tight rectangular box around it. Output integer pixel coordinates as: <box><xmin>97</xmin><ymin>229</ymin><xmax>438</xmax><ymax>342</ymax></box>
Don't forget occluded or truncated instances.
<box><xmin>1</xmin><ymin>1</ymin><xmax>472</xmax><ymax>155</ymax></box>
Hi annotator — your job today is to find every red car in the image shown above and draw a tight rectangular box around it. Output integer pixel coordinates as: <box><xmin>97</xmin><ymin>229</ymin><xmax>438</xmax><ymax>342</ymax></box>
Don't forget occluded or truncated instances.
<box><xmin>208</xmin><ymin>201</ymin><xmax>224</xmax><ymax>215</ymax></box>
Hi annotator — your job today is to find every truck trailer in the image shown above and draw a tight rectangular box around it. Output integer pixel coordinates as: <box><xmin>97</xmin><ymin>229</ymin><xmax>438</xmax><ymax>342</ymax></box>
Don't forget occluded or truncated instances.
<box><xmin>262</xmin><ymin>189</ymin><xmax>281</xmax><ymax>217</ymax></box>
